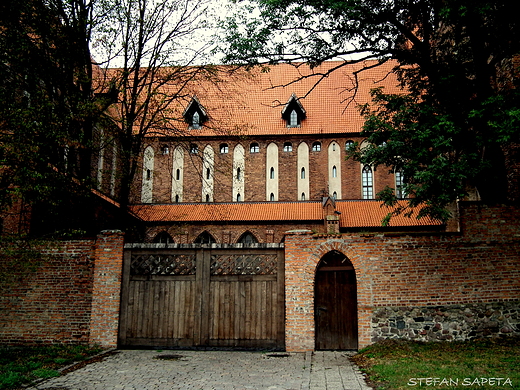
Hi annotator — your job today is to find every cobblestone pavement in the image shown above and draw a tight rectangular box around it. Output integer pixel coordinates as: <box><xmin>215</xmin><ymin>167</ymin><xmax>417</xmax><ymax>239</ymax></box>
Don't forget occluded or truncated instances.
<box><xmin>28</xmin><ymin>350</ymin><xmax>372</xmax><ymax>390</ymax></box>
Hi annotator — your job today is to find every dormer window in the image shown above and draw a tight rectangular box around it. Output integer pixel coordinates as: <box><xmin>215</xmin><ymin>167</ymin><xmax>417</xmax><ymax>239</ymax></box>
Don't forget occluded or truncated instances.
<box><xmin>192</xmin><ymin>111</ymin><xmax>200</xmax><ymax>129</ymax></box>
<box><xmin>183</xmin><ymin>96</ymin><xmax>208</xmax><ymax>129</ymax></box>
<box><xmin>289</xmin><ymin>110</ymin><xmax>298</xmax><ymax>126</ymax></box>
<box><xmin>282</xmin><ymin>93</ymin><xmax>306</xmax><ymax>128</ymax></box>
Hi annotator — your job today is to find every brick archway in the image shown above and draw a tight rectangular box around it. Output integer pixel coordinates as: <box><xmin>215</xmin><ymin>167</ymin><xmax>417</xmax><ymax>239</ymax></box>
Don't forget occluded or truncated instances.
<box><xmin>312</xmin><ymin>240</ymin><xmax>359</xmax><ymax>270</ymax></box>
<box><xmin>284</xmin><ymin>231</ymin><xmax>371</xmax><ymax>351</ymax></box>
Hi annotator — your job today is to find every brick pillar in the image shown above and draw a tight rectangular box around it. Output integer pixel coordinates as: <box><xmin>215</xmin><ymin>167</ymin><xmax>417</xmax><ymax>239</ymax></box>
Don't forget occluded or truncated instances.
<box><xmin>357</xmin><ymin>305</ymin><xmax>373</xmax><ymax>349</ymax></box>
<box><xmin>284</xmin><ymin>230</ymin><xmax>316</xmax><ymax>352</ymax></box>
<box><xmin>89</xmin><ymin>230</ymin><xmax>124</xmax><ymax>347</ymax></box>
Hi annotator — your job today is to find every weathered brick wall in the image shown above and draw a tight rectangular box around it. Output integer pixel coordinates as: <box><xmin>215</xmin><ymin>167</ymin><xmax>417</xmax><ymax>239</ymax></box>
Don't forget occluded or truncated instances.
<box><xmin>0</xmin><ymin>231</ymin><xmax>125</xmax><ymax>347</ymax></box>
<box><xmin>0</xmin><ymin>240</ymin><xmax>95</xmax><ymax>344</ymax></box>
<box><xmin>284</xmin><ymin>203</ymin><xmax>520</xmax><ymax>351</ymax></box>
<box><xmin>134</xmin><ymin>136</ymin><xmax>396</xmax><ymax>204</ymax></box>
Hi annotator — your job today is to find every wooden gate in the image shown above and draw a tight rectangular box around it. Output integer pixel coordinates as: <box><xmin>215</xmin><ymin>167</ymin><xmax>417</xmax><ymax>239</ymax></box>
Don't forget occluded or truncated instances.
<box><xmin>315</xmin><ymin>251</ymin><xmax>358</xmax><ymax>350</ymax></box>
<box><xmin>118</xmin><ymin>244</ymin><xmax>285</xmax><ymax>349</ymax></box>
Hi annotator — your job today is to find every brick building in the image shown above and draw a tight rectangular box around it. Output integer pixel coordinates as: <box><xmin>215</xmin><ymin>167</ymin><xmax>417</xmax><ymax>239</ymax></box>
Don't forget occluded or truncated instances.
<box><xmin>126</xmin><ymin>61</ymin><xmax>442</xmax><ymax>244</ymax></box>
<box><xmin>111</xmin><ymin>62</ymin><xmax>518</xmax><ymax>351</ymax></box>
<box><xmin>2</xmin><ymin>61</ymin><xmax>519</xmax><ymax>351</ymax></box>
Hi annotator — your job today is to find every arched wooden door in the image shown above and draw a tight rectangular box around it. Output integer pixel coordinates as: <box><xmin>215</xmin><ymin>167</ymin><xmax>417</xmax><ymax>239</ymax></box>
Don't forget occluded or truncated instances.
<box><xmin>315</xmin><ymin>251</ymin><xmax>358</xmax><ymax>350</ymax></box>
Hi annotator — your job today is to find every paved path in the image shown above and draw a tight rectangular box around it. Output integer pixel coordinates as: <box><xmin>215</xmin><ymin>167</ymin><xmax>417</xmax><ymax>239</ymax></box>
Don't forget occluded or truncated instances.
<box><xmin>28</xmin><ymin>350</ymin><xmax>372</xmax><ymax>390</ymax></box>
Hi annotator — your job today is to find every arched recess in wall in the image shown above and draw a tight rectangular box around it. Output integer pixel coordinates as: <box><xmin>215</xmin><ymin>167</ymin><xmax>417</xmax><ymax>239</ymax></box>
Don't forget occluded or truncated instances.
<box><xmin>141</xmin><ymin>146</ymin><xmax>154</xmax><ymax>203</ymax></box>
<box><xmin>314</xmin><ymin>250</ymin><xmax>357</xmax><ymax>350</ymax></box>
<box><xmin>237</xmin><ymin>231</ymin><xmax>259</xmax><ymax>244</ymax></box>
<box><xmin>297</xmin><ymin>142</ymin><xmax>309</xmax><ymax>201</ymax></box>
<box><xmin>153</xmin><ymin>231</ymin><xmax>174</xmax><ymax>244</ymax></box>
<box><xmin>233</xmin><ymin>144</ymin><xmax>245</xmax><ymax>202</ymax></box>
<box><xmin>171</xmin><ymin>146</ymin><xmax>184</xmax><ymax>202</ymax></box>
<box><xmin>202</xmin><ymin>145</ymin><xmax>214</xmax><ymax>202</ymax></box>
<box><xmin>266</xmin><ymin>142</ymin><xmax>279</xmax><ymax>201</ymax></box>
<box><xmin>328</xmin><ymin>141</ymin><xmax>342</xmax><ymax>199</ymax></box>
<box><xmin>194</xmin><ymin>231</ymin><xmax>216</xmax><ymax>244</ymax></box>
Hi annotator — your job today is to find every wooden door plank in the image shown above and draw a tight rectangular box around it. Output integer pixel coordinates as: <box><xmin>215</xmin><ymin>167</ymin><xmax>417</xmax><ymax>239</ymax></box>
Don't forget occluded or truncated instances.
<box><xmin>174</xmin><ymin>280</ymin><xmax>182</xmax><ymax>339</ymax></box>
<box><xmin>223</xmin><ymin>281</ymin><xmax>231</xmax><ymax>340</ymax></box>
<box><xmin>195</xmin><ymin>249</ymin><xmax>206</xmax><ymax>345</ymax></box>
<box><xmin>164</xmin><ymin>280</ymin><xmax>172</xmax><ymax>339</ymax></box>
<box><xmin>244</xmin><ymin>281</ymin><xmax>251</xmax><ymax>341</ymax></box>
<box><xmin>186</xmin><ymin>282</ymin><xmax>195</xmax><ymax>343</ymax></box>
<box><xmin>136</xmin><ymin>281</ymin><xmax>145</xmax><ymax>338</ymax></box>
<box><xmin>276</xmin><ymin>250</ymin><xmax>285</xmax><ymax>347</ymax></box>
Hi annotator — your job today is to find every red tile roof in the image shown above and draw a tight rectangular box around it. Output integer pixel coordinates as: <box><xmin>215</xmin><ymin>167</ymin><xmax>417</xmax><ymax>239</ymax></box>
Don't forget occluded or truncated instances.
<box><xmin>130</xmin><ymin>200</ymin><xmax>441</xmax><ymax>228</ymax></box>
<box><xmin>130</xmin><ymin>202</ymin><xmax>323</xmax><ymax>222</ymax></box>
<box><xmin>334</xmin><ymin>201</ymin><xmax>439</xmax><ymax>228</ymax></box>
<box><xmin>107</xmin><ymin>61</ymin><xmax>402</xmax><ymax>137</ymax></box>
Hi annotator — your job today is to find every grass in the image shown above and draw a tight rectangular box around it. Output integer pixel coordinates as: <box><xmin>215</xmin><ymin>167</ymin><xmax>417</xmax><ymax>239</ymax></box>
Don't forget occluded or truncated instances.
<box><xmin>351</xmin><ymin>338</ymin><xmax>520</xmax><ymax>390</ymax></box>
<box><xmin>0</xmin><ymin>344</ymin><xmax>104</xmax><ymax>389</ymax></box>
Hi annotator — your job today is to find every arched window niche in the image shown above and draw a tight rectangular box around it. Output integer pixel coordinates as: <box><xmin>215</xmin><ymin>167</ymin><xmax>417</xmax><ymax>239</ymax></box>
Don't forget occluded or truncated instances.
<box><xmin>194</xmin><ymin>231</ymin><xmax>216</xmax><ymax>244</ymax></box>
<box><xmin>237</xmin><ymin>231</ymin><xmax>259</xmax><ymax>244</ymax></box>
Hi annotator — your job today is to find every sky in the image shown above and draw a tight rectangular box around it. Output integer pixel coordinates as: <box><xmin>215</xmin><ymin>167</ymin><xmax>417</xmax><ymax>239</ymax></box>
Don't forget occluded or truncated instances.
<box><xmin>90</xmin><ymin>0</ymin><xmax>251</xmax><ymax>67</ymax></box>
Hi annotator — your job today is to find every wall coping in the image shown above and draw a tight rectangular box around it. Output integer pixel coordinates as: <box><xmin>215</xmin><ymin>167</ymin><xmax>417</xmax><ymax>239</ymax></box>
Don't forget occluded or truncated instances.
<box><xmin>124</xmin><ymin>242</ymin><xmax>285</xmax><ymax>249</ymax></box>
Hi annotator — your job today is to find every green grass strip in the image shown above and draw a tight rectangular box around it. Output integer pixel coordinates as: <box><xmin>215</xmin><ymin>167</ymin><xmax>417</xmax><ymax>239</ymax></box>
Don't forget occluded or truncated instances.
<box><xmin>352</xmin><ymin>338</ymin><xmax>520</xmax><ymax>390</ymax></box>
<box><xmin>0</xmin><ymin>344</ymin><xmax>104</xmax><ymax>389</ymax></box>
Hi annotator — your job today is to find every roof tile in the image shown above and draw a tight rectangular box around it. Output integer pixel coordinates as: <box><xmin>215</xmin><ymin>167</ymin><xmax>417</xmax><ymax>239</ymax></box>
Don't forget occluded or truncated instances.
<box><xmin>107</xmin><ymin>61</ymin><xmax>401</xmax><ymax>137</ymax></box>
<box><xmin>130</xmin><ymin>200</ymin><xmax>440</xmax><ymax>228</ymax></box>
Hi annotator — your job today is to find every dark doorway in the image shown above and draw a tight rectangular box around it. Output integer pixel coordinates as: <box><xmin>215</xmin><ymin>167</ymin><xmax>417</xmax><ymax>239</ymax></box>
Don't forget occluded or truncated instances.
<box><xmin>315</xmin><ymin>250</ymin><xmax>358</xmax><ymax>350</ymax></box>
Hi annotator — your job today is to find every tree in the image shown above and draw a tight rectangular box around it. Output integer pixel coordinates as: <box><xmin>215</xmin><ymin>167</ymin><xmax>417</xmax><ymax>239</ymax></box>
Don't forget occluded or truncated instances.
<box><xmin>92</xmin><ymin>0</ymin><xmax>222</xmax><ymax>212</ymax></box>
<box><xmin>0</xmin><ymin>0</ymin><xmax>99</xmax><ymax>235</ymax></box>
<box><xmin>221</xmin><ymin>0</ymin><xmax>520</xmax><ymax>221</ymax></box>
<box><xmin>1</xmin><ymin>0</ymin><xmax>225</xmax><ymax>236</ymax></box>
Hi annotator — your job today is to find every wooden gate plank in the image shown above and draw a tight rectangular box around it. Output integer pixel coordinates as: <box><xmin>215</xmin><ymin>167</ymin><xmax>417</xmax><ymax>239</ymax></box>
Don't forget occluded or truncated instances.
<box><xmin>172</xmin><ymin>280</ymin><xmax>179</xmax><ymax>340</ymax></box>
<box><xmin>235</xmin><ymin>281</ymin><xmax>241</xmax><ymax>341</ymax></box>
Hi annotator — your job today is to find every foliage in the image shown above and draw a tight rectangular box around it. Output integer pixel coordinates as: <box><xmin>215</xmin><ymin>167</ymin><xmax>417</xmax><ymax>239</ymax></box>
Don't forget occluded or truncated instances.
<box><xmin>0</xmin><ymin>0</ymin><xmax>98</xmax><ymax>219</ymax></box>
<box><xmin>1</xmin><ymin>0</ymin><xmax>224</xmax><ymax>236</ymax></box>
<box><xmin>0</xmin><ymin>344</ymin><xmax>104</xmax><ymax>389</ymax></box>
<box><xmin>221</xmin><ymin>0</ymin><xmax>520</xmax><ymax>221</ymax></box>
<box><xmin>352</xmin><ymin>338</ymin><xmax>520</xmax><ymax>390</ymax></box>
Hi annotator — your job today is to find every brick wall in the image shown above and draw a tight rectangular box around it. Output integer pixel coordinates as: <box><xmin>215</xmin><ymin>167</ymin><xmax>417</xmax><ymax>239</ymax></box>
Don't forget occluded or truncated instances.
<box><xmin>145</xmin><ymin>222</ymin><xmax>324</xmax><ymax>244</ymax></box>
<box><xmin>3</xmin><ymin>202</ymin><xmax>519</xmax><ymax>351</ymax></box>
<box><xmin>0</xmin><ymin>231</ymin><xmax>125</xmax><ymax>347</ymax></box>
<box><xmin>0</xmin><ymin>240</ymin><xmax>95</xmax><ymax>344</ymax></box>
<box><xmin>284</xmin><ymin>203</ymin><xmax>520</xmax><ymax>351</ymax></box>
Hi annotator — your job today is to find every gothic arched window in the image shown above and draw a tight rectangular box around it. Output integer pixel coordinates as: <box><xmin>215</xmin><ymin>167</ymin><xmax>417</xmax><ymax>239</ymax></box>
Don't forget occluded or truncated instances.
<box><xmin>362</xmin><ymin>165</ymin><xmax>374</xmax><ymax>199</ymax></box>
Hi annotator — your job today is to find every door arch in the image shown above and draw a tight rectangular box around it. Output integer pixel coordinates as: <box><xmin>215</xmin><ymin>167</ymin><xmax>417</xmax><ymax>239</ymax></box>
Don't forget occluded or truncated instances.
<box><xmin>315</xmin><ymin>250</ymin><xmax>358</xmax><ymax>350</ymax></box>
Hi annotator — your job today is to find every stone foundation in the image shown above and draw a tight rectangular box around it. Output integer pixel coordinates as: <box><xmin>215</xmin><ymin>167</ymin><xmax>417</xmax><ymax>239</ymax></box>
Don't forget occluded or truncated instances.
<box><xmin>372</xmin><ymin>301</ymin><xmax>520</xmax><ymax>342</ymax></box>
